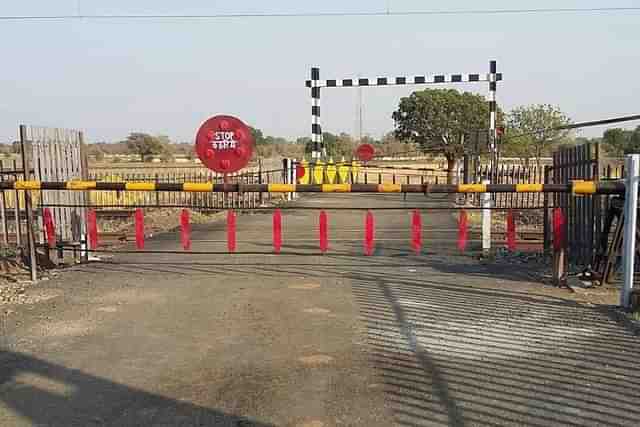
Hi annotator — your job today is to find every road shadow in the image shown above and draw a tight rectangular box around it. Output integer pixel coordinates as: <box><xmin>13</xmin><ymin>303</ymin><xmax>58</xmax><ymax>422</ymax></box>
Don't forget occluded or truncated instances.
<box><xmin>0</xmin><ymin>350</ymin><xmax>274</xmax><ymax>427</ymax></box>
<box><xmin>78</xmin><ymin>247</ymin><xmax>544</xmax><ymax>285</ymax></box>
<box><xmin>349</xmin><ymin>273</ymin><xmax>640</xmax><ymax>426</ymax></box>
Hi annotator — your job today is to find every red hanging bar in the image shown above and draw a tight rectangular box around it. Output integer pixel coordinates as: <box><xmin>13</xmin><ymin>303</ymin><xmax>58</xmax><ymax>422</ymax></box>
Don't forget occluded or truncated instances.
<box><xmin>181</xmin><ymin>209</ymin><xmax>191</xmax><ymax>251</ymax></box>
<box><xmin>43</xmin><ymin>208</ymin><xmax>56</xmax><ymax>248</ymax></box>
<box><xmin>411</xmin><ymin>209</ymin><xmax>422</xmax><ymax>255</ymax></box>
<box><xmin>227</xmin><ymin>210</ymin><xmax>236</xmax><ymax>253</ymax></box>
<box><xmin>319</xmin><ymin>210</ymin><xmax>328</xmax><ymax>253</ymax></box>
<box><xmin>458</xmin><ymin>210</ymin><xmax>468</xmax><ymax>252</ymax></box>
<box><xmin>507</xmin><ymin>210</ymin><xmax>516</xmax><ymax>252</ymax></box>
<box><xmin>135</xmin><ymin>208</ymin><xmax>144</xmax><ymax>250</ymax></box>
<box><xmin>273</xmin><ymin>209</ymin><xmax>282</xmax><ymax>254</ymax></box>
<box><xmin>364</xmin><ymin>210</ymin><xmax>375</xmax><ymax>256</ymax></box>
<box><xmin>553</xmin><ymin>208</ymin><xmax>566</xmax><ymax>252</ymax></box>
<box><xmin>87</xmin><ymin>209</ymin><xmax>98</xmax><ymax>250</ymax></box>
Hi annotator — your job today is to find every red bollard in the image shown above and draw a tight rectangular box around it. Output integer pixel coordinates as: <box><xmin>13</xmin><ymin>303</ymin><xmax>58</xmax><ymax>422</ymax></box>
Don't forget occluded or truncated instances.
<box><xmin>135</xmin><ymin>208</ymin><xmax>144</xmax><ymax>250</ymax></box>
<box><xmin>87</xmin><ymin>209</ymin><xmax>98</xmax><ymax>250</ymax></box>
<box><xmin>364</xmin><ymin>210</ymin><xmax>375</xmax><ymax>256</ymax></box>
<box><xmin>181</xmin><ymin>209</ymin><xmax>191</xmax><ymax>251</ymax></box>
<box><xmin>227</xmin><ymin>210</ymin><xmax>236</xmax><ymax>253</ymax></box>
<box><xmin>553</xmin><ymin>208</ymin><xmax>566</xmax><ymax>251</ymax></box>
<box><xmin>273</xmin><ymin>209</ymin><xmax>282</xmax><ymax>254</ymax></box>
<box><xmin>319</xmin><ymin>210</ymin><xmax>328</xmax><ymax>253</ymax></box>
<box><xmin>43</xmin><ymin>208</ymin><xmax>56</xmax><ymax>248</ymax></box>
<box><xmin>507</xmin><ymin>210</ymin><xmax>516</xmax><ymax>252</ymax></box>
<box><xmin>411</xmin><ymin>210</ymin><xmax>422</xmax><ymax>255</ymax></box>
<box><xmin>458</xmin><ymin>210</ymin><xmax>468</xmax><ymax>252</ymax></box>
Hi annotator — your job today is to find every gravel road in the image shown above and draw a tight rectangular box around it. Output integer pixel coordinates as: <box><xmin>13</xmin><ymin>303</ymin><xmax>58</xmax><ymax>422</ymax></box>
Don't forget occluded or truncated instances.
<box><xmin>1</xmin><ymin>193</ymin><xmax>639</xmax><ymax>426</ymax></box>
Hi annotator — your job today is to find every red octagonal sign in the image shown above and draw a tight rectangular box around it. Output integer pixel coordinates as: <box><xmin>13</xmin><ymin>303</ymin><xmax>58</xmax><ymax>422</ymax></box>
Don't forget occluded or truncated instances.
<box><xmin>195</xmin><ymin>115</ymin><xmax>255</xmax><ymax>173</ymax></box>
<box><xmin>356</xmin><ymin>143</ymin><xmax>375</xmax><ymax>162</ymax></box>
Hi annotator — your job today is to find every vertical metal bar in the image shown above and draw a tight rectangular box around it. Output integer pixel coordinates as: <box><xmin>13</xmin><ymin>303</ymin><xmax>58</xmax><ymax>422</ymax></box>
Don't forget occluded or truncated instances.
<box><xmin>575</xmin><ymin>145</ymin><xmax>582</xmax><ymax>265</ymax></box>
<box><xmin>587</xmin><ymin>143</ymin><xmax>595</xmax><ymax>266</ymax></box>
<box><xmin>78</xmin><ymin>131</ymin><xmax>89</xmax><ymax>263</ymax></box>
<box><xmin>311</xmin><ymin>67</ymin><xmax>321</xmax><ymax>160</ymax></box>
<box><xmin>19</xmin><ymin>125</ymin><xmax>38</xmax><ymax>281</ymax></box>
<box><xmin>154</xmin><ymin>172</ymin><xmax>160</xmax><ymax>207</ymax></box>
<box><xmin>621</xmin><ymin>154</ymin><xmax>640</xmax><ymax>308</ymax></box>
<box><xmin>0</xmin><ymin>162</ymin><xmax>7</xmax><ymax>247</ymax></box>
<box><xmin>482</xmin><ymin>179</ymin><xmax>491</xmax><ymax>255</ymax></box>
<box><xmin>488</xmin><ymin>60</ymin><xmax>497</xmax><ymax>182</ymax></box>
<box><xmin>258</xmin><ymin>158</ymin><xmax>263</xmax><ymax>206</ymax></box>
<box><xmin>12</xmin><ymin>160</ymin><xmax>22</xmax><ymax>249</ymax></box>
<box><xmin>543</xmin><ymin>166</ymin><xmax>549</xmax><ymax>255</ymax></box>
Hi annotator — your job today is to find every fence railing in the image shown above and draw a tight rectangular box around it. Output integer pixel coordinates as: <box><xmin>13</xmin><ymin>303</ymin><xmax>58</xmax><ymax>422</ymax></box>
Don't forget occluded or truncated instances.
<box><xmin>87</xmin><ymin>168</ymin><xmax>285</xmax><ymax>209</ymax></box>
<box><xmin>475</xmin><ymin>164</ymin><xmax>547</xmax><ymax>209</ymax></box>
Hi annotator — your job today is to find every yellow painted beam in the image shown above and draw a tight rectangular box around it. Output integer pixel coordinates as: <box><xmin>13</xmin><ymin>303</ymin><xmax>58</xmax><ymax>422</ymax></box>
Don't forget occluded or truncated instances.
<box><xmin>458</xmin><ymin>184</ymin><xmax>487</xmax><ymax>193</ymax></box>
<box><xmin>14</xmin><ymin>181</ymin><xmax>41</xmax><ymax>190</ymax></box>
<box><xmin>66</xmin><ymin>181</ymin><xmax>96</xmax><ymax>190</ymax></box>
<box><xmin>378</xmin><ymin>184</ymin><xmax>402</xmax><ymax>193</ymax></box>
<box><xmin>516</xmin><ymin>183</ymin><xmax>544</xmax><ymax>193</ymax></box>
<box><xmin>268</xmin><ymin>184</ymin><xmax>296</xmax><ymax>192</ymax></box>
<box><xmin>183</xmin><ymin>183</ymin><xmax>213</xmax><ymax>192</ymax></box>
<box><xmin>573</xmin><ymin>181</ymin><xmax>597</xmax><ymax>194</ymax></box>
<box><xmin>125</xmin><ymin>182</ymin><xmax>156</xmax><ymax>191</ymax></box>
<box><xmin>321</xmin><ymin>184</ymin><xmax>351</xmax><ymax>192</ymax></box>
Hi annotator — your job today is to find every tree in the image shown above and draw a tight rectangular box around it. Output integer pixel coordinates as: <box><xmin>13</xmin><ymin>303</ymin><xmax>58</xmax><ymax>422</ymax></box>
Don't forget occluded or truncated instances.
<box><xmin>602</xmin><ymin>126</ymin><xmax>640</xmax><ymax>156</ymax></box>
<box><xmin>125</xmin><ymin>133</ymin><xmax>166</xmax><ymax>162</ymax></box>
<box><xmin>377</xmin><ymin>132</ymin><xmax>416</xmax><ymax>157</ymax></box>
<box><xmin>626</xmin><ymin>126</ymin><xmax>640</xmax><ymax>153</ymax></box>
<box><xmin>303</xmin><ymin>132</ymin><xmax>352</xmax><ymax>159</ymax></box>
<box><xmin>250</xmin><ymin>127</ymin><xmax>267</xmax><ymax>145</ymax></box>
<box><xmin>602</xmin><ymin>128</ymin><xmax>628</xmax><ymax>156</ymax></box>
<box><xmin>304</xmin><ymin>132</ymin><xmax>331</xmax><ymax>157</ymax></box>
<box><xmin>503</xmin><ymin>104</ymin><xmax>571</xmax><ymax>167</ymax></box>
<box><xmin>296</xmin><ymin>137</ymin><xmax>312</xmax><ymax>146</ymax></box>
<box><xmin>392</xmin><ymin>88</ymin><xmax>490</xmax><ymax>183</ymax></box>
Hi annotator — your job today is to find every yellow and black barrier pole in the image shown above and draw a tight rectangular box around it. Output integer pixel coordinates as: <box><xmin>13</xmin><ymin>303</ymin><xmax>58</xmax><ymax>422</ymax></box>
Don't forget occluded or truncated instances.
<box><xmin>0</xmin><ymin>180</ymin><xmax>626</xmax><ymax>195</ymax></box>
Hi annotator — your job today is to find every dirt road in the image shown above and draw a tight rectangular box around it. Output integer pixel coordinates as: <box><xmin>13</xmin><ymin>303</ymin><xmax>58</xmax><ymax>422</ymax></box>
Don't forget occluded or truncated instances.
<box><xmin>1</xmin><ymin>193</ymin><xmax>640</xmax><ymax>426</ymax></box>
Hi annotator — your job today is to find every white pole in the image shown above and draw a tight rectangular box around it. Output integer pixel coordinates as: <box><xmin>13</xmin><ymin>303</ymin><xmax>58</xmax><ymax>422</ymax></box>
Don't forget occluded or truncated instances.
<box><xmin>287</xmin><ymin>159</ymin><xmax>293</xmax><ymax>201</ymax></box>
<box><xmin>481</xmin><ymin>179</ymin><xmax>491</xmax><ymax>255</ymax></box>
<box><xmin>292</xmin><ymin>158</ymin><xmax>297</xmax><ymax>200</ymax></box>
<box><xmin>621</xmin><ymin>154</ymin><xmax>640</xmax><ymax>308</ymax></box>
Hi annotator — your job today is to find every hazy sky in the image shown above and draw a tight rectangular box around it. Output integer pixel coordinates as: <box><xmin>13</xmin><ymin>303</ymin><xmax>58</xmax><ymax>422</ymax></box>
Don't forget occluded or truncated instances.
<box><xmin>0</xmin><ymin>0</ymin><xmax>639</xmax><ymax>143</ymax></box>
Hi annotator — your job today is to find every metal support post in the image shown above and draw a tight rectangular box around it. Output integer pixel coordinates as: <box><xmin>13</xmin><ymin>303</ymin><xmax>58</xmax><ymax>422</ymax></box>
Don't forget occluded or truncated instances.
<box><xmin>621</xmin><ymin>154</ymin><xmax>640</xmax><ymax>308</ymax></box>
<box><xmin>311</xmin><ymin>67</ymin><xmax>321</xmax><ymax>160</ymax></box>
<box><xmin>19</xmin><ymin>125</ymin><xmax>38</xmax><ymax>282</ymax></box>
<box><xmin>488</xmin><ymin>60</ymin><xmax>497</xmax><ymax>182</ymax></box>
<box><xmin>292</xmin><ymin>158</ymin><xmax>297</xmax><ymax>200</ymax></box>
<box><xmin>481</xmin><ymin>179</ymin><xmax>491</xmax><ymax>255</ymax></box>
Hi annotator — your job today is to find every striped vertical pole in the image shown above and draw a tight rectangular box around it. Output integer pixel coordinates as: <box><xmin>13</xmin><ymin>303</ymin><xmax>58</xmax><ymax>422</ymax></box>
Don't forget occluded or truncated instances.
<box><xmin>488</xmin><ymin>60</ymin><xmax>497</xmax><ymax>182</ymax></box>
<box><xmin>311</xmin><ymin>67</ymin><xmax>321</xmax><ymax>164</ymax></box>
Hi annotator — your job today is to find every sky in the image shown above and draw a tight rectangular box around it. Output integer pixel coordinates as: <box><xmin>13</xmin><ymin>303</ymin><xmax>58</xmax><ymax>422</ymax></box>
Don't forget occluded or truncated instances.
<box><xmin>0</xmin><ymin>0</ymin><xmax>639</xmax><ymax>143</ymax></box>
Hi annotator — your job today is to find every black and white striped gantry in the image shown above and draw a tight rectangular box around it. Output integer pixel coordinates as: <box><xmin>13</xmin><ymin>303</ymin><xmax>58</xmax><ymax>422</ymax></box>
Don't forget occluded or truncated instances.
<box><xmin>306</xmin><ymin>61</ymin><xmax>501</xmax><ymax>160</ymax></box>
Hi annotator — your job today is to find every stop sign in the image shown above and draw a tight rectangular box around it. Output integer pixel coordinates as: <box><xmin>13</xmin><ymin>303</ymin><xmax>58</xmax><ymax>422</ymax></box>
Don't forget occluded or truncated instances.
<box><xmin>195</xmin><ymin>115</ymin><xmax>255</xmax><ymax>173</ymax></box>
<box><xmin>356</xmin><ymin>143</ymin><xmax>375</xmax><ymax>162</ymax></box>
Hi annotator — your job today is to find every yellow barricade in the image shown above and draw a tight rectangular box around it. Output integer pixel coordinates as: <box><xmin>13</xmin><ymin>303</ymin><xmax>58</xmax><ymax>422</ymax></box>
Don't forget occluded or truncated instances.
<box><xmin>298</xmin><ymin>159</ymin><xmax>310</xmax><ymax>184</ymax></box>
<box><xmin>326</xmin><ymin>158</ymin><xmax>337</xmax><ymax>184</ymax></box>
<box><xmin>337</xmin><ymin>156</ymin><xmax>349</xmax><ymax>183</ymax></box>
<box><xmin>351</xmin><ymin>160</ymin><xmax>360</xmax><ymax>183</ymax></box>
<box><xmin>313</xmin><ymin>160</ymin><xmax>325</xmax><ymax>185</ymax></box>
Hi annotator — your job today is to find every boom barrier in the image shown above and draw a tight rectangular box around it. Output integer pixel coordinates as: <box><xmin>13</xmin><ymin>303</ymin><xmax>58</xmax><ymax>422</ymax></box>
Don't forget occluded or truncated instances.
<box><xmin>0</xmin><ymin>180</ymin><xmax>626</xmax><ymax>195</ymax></box>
